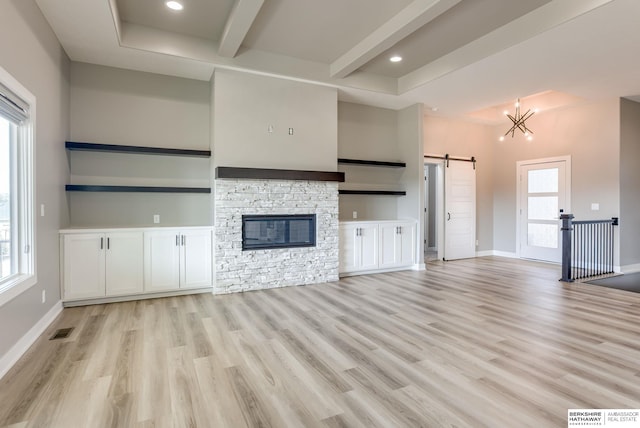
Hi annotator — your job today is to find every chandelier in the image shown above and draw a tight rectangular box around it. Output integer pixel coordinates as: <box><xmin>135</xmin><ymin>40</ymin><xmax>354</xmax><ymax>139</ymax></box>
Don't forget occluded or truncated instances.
<box><xmin>500</xmin><ymin>98</ymin><xmax>535</xmax><ymax>141</ymax></box>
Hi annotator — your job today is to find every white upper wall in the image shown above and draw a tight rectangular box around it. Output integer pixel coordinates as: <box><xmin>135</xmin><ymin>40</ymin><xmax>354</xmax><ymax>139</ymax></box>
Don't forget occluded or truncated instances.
<box><xmin>213</xmin><ymin>69</ymin><xmax>337</xmax><ymax>171</ymax></box>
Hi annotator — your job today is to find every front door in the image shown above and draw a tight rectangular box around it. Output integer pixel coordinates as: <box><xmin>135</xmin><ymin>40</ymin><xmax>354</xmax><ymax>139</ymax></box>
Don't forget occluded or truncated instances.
<box><xmin>518</xmin><ymin>158</ymin><xmax>570</xmax><ymax>262</ymax></box>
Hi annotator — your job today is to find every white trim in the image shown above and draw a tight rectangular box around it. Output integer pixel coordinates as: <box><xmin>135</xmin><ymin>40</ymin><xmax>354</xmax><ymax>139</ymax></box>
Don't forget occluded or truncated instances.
<box><xmin>0</xmin><ymin>300</ymin><xmax>63</xmax><ymax>380</ymax></box>
<box><xmin>515</xmin><ymin>155</ymin><xmax>571</xmax><ymax>259</ymax></box>
<box><xmin>339</xmin><ymin>264</ymin><xmax>416</xmax><ymax>277</ymax></box>
<box><xmin>412</xmin><ymin>263</ymin><xmax>426</xmax><ymax>271</ymax></box>
<box><xmin>0</xmin><ymin>65</ymin><xmax>37</xmax><ymax>307</ymax></box>
<box><xmin>64</xmin><ymin>287</ymin><xmax>212</xmax><ymax>306</ymax></box>
<box><xmin>476</xmin><ymin>250</ymin><xmax>519</xmax><ymax>259</ymax></box>
<box><xmin>621</xmin><ymin>263</ymin><xmax>640</xmax><ymax>274</ymax></box>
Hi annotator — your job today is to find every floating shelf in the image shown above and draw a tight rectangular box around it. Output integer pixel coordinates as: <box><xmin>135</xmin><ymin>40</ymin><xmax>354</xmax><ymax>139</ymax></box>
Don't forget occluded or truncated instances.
<box><xmin>339</xmin><ymin>190</ymin><xmax>406</xmax><ymax>196</ymax></box>
<box><xmin>65</xmin><ymin>141</ymin><xmax>211</xmax><ymax>158</ymax></box>
<box><xmin>216</xmin><ymin>166</ymin><xmax>345</xmax><ymax>182</ymax></box>
<box><xmin>337</xmin><ymin>158</ymin><xmax>406</xmax><ymax>168</ymax></box>
<box><xmin>65</xmin><ymin>185</ymin><xmax>211</xmax><ymax>194</ymax></box>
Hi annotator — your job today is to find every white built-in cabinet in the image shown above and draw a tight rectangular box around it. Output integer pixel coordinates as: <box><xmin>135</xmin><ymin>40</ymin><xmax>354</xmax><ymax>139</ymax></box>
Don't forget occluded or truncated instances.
<box><xmin>378</xmin><ymin>222</ymin><xmax>416</xmax><ymax>269</ymax></box>
<box><xmin>62</xmin><ymin>232</ymin><xmax>143</xmax><ymax>300</ymax></box>
<box><xmin>60</xmin><ymin>227</ymin><xmax>212</xmax><ymax>304</ymax></box>
<box><xmin>144</xmin><ymin>229</ymin><xmax>212</xmax><ymax>292</ymax></box>
<box><xmin>339</xmin><ymin>223</ymin><xmax>379</xmax><ymax>273</ymax></box>
<box><xmin>339</xmin><ymin>220</ymin><xmax>417</xmax><ymax>275</ymax></box>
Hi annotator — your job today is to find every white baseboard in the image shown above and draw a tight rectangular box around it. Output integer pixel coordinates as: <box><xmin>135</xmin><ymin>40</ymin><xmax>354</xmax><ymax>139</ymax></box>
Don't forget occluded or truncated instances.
<box><xmin>412</xmin><ymin>263</ymin><xmax>426</xmax><ymax>271</ymax></box>
<box><xmin>0</xmin><ymin>300</ymin><xmax>63</xmax><ymax>380</ymax></box>
<box><xmin>476</xmin><ymin>250</ymin><xmax>518</xmax><ymax>259</ymax></box>
<box><xmin>621</xmin><ymin>263</ymin><xmax>640</xmax><ymax>274</ymax></box>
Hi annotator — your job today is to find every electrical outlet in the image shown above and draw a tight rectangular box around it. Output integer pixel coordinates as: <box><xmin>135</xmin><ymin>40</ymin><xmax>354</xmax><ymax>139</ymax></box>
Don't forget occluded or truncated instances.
<box><xmin>42</xmin><ymin>290</ymin><xmax>46</xmax><ymax>304</ymax></box>
<box><xmin>40</xmin><ymin>204</ymin><xmax>45</xmax><ymax>217</ymax></box>
<box><xmin>288</xmin><ymin>128</ymin><xmax>294</xmax><ymax>135</ymax></box>
<box><xmin>591</xmin><ymin>203</ymin><xmax>600</xmax><ymax>211</ymax></box>
<box><xmin>153</xmin><ymin>214</ymin><xmax>160</xmax><ymax>223</ymax></box>
<box><xmin>476</xmin><ymin>240</ymin><xmax>479</xmax><ymax>246</ymax></box>
<box><xmin>353</xmin><ymin>211</ymin><xmax>358</xmax><ymax>219</ymax></box>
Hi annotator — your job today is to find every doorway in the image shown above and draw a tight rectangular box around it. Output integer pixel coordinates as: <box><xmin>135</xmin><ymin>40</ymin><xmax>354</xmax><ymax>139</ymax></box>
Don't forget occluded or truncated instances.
<box><xmin>424</xmin><ymin>164</ymin><xmax>440</xmax><ymax>262</ymax></box>
<box><xmin>517</xmin><ymin>156</ymin><xmax>571</xmax><ymax>263</ymax></box>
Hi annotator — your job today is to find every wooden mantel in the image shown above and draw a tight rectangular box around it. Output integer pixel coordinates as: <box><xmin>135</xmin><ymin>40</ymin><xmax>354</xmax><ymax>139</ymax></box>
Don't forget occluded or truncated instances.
<box><xmin>215</xmin><ymin>166</ymin><xmax>345</xmax><ymax>182</ymax></box>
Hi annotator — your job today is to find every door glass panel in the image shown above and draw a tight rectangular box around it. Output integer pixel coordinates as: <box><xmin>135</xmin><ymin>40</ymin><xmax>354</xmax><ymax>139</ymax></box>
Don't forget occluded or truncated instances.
<box><xmin>528</xmin><ymin>168</ymin><xmax>558</xmax><ymax>193</ymax></box>
<box><xmin>528</xmin><ymin>196</ymin><xmax>558</xmax><ymax>220</ymax></box>
<box><xmin>527</xmin><ymin>223</ymin><xmax>558</xmax><ymax>248</ymax></box>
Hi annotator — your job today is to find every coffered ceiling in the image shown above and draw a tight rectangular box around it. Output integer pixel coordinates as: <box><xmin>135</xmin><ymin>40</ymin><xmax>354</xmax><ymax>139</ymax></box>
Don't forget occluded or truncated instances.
<box><xmin>35</xmin><ymin>0</ymin><xmax>640</xmax><ymax>120</ymax></box>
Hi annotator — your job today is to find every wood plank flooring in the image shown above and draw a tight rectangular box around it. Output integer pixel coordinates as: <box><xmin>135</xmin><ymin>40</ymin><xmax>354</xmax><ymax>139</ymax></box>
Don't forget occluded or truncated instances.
<box><xmin>2</xmin><ymin>256</ymin><xmax>640</xmax><ymax>427</ymax></box>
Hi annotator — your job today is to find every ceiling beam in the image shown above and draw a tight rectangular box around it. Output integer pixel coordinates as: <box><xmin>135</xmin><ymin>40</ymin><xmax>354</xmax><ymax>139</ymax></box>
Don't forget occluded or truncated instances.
<box><xmin>329</xmin><ymin>0</ymin><xmax>461</xmax><ymax>79</ymax></box>
<box><xmin>218</xmin><ymin>0</ymin><xmax>265</xmax><ymax>58</ymax></box>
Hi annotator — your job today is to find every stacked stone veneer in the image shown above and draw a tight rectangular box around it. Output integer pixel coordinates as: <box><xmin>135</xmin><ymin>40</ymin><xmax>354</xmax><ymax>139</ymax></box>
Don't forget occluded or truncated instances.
<box><xmin>214</xmin><ymin>179</ymin><xmax>339</xmax><ymax>294</ymax></box>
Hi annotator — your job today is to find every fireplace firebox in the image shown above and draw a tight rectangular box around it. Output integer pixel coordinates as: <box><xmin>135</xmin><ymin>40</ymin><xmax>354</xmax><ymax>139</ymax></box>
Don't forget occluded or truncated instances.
<box><xmin>242</xmin><ymin>214</ymin><xmax>316</xmax><ymax>250</ymax></box>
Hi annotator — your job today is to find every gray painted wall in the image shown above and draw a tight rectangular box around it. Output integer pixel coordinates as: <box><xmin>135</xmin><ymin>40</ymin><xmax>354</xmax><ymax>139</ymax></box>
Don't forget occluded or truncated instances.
<box><xmin>397</xmin><ymin>104</ymin><xmax>425</xmax><ymax>263</ymax></box>
<box><xmin>338</xmin><ymin>102</ymin><xmax>400</xmax><ymax>220</ymax></box>
<box><xmin>425</xmin><ymin>99</ymin><xmax>620</xmax><ymax>257</ymax></box>
<box><xmin>619</xmin><ymin>98</ymin><xmax>640</xmax><ymax>268</ymax></box>
<box><xmin>490</xmin><ymin>99</ymin><xmax>620</xmax><ymax>255</ymax></box>
<box><xmin>0</xmin><ymin>0</ymin><xmax>70</xmax><ymax>359</ymax></box>
<box><xmin>212</xmin><ymin>69</ymin><xmax>337</xmax><ymax>172</ymax></box>
<box><xmin>70</xmin><ymin>62</ymin><xmax>210</xmax><ymax>149</ymax></box>
<box><xmin>423</xmin><ymin>116</ymin><xmax>495</xmax><ymax>252</ymax></box>
<box><xmin>68</xmin><ymin>63</ymin><xmax>211</xmax><ymax>227</ymax></box>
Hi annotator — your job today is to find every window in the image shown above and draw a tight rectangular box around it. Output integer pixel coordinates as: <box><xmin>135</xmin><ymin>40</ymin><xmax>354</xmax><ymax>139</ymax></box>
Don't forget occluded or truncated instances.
<box><xmin>0</xmin><ymin>66</ymin><xmax>35</xmax><ymax>306</ymax></box>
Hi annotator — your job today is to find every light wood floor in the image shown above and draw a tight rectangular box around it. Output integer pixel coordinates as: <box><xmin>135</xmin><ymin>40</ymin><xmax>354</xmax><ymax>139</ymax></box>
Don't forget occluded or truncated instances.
<box><xmin>2</xmin><ymin>256</ymin><xmax>640</xmax><ymax>427</ymax></box>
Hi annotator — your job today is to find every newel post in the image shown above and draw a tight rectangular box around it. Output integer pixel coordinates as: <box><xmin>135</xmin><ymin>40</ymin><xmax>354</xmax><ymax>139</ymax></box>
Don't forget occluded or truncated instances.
<box><xmin>560</xmin><ymin>214</ymin><xmax>574</xmax><ymax>282</ymax></box>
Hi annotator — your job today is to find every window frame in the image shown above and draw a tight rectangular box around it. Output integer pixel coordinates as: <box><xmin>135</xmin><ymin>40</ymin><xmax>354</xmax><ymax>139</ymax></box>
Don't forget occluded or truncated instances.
<box><xmin>0</xmin><ymin>66</ymin><xmax>36</xmax><ymax>307</ymax></box>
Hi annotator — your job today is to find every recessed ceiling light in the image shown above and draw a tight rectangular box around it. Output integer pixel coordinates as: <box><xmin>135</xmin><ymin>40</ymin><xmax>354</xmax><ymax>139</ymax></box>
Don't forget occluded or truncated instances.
<box><xmin>166</xmin><ymin>1</ymin><xmax>183</xmax><ymax>11</ymax></box>
<box><xmin>389</xmin><ymin>56</ymin><xmax>402</xmax><ymax>63</ymax></box>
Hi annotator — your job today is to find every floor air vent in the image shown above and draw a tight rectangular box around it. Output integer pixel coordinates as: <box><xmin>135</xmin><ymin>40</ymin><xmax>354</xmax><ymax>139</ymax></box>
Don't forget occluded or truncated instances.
<box><xmin>50</xmin><ymin>327</ymin><xmax>74</xmax><ymax>340</ymax></box>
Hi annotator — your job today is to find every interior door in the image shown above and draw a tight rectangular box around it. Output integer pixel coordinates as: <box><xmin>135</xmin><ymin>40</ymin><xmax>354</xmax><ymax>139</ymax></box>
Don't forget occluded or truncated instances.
<box><xmin>519</xmin><ymin>160</ymin><xmax>568</xmax><ymax>262</ymax></box>
<box><xmin>444</xmin><ymin>160</ymin><xmax>476</xmax><ymax>260</ymax></box>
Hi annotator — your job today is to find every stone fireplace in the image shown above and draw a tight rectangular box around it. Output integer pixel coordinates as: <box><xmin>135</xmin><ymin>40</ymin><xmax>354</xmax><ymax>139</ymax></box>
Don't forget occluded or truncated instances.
<box><xmin>214</xmin><ymin>167</ymin><xmax>342</xmax><ymax>294</ymax></box>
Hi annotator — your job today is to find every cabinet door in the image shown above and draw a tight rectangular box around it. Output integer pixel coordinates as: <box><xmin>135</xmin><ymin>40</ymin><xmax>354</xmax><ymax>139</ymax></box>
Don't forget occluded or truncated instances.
<box><xmin>358</xmin><ymin>224</ymin><xmax>379</xmax><ymax>271</ymax></box>
<box><xmin>379</xmin><ymin>223</ymin><xmax>401</xmax><ymax>269</ymax></box>
<box><xmin>180</xmin><ymin>229</ymin><xmax>212</xmax><ymax>289</ymax></box>
<box><xmin>398</xmin><ymin>222</ymin><xmax>417</xmax><ymax>266</ymax></box>
<box><xmin>339</xmin><ymin>224</ymin><xmax>359</xmax><ymax>273</ymax></box>
<box><xmin>144</xmin><ymin>230</ymin><xmax>181</xmax><ymax>292</ymax></box>
<box><xmin>63</xmin><ymin>234</ymin><xmax>105</xmax><ymax>300</ymax></box>
<box><xmin>106</xmin><ymin>232</ymin><xmax>144</xmax><ymax>296</ymax></box>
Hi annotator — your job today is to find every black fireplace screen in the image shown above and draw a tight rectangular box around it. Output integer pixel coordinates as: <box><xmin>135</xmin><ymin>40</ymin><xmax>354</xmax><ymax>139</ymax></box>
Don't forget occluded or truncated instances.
<box><xmin>242</xmin><ymin>214</ymin><xmax>316</xmax><ymax>250</ymax></box>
